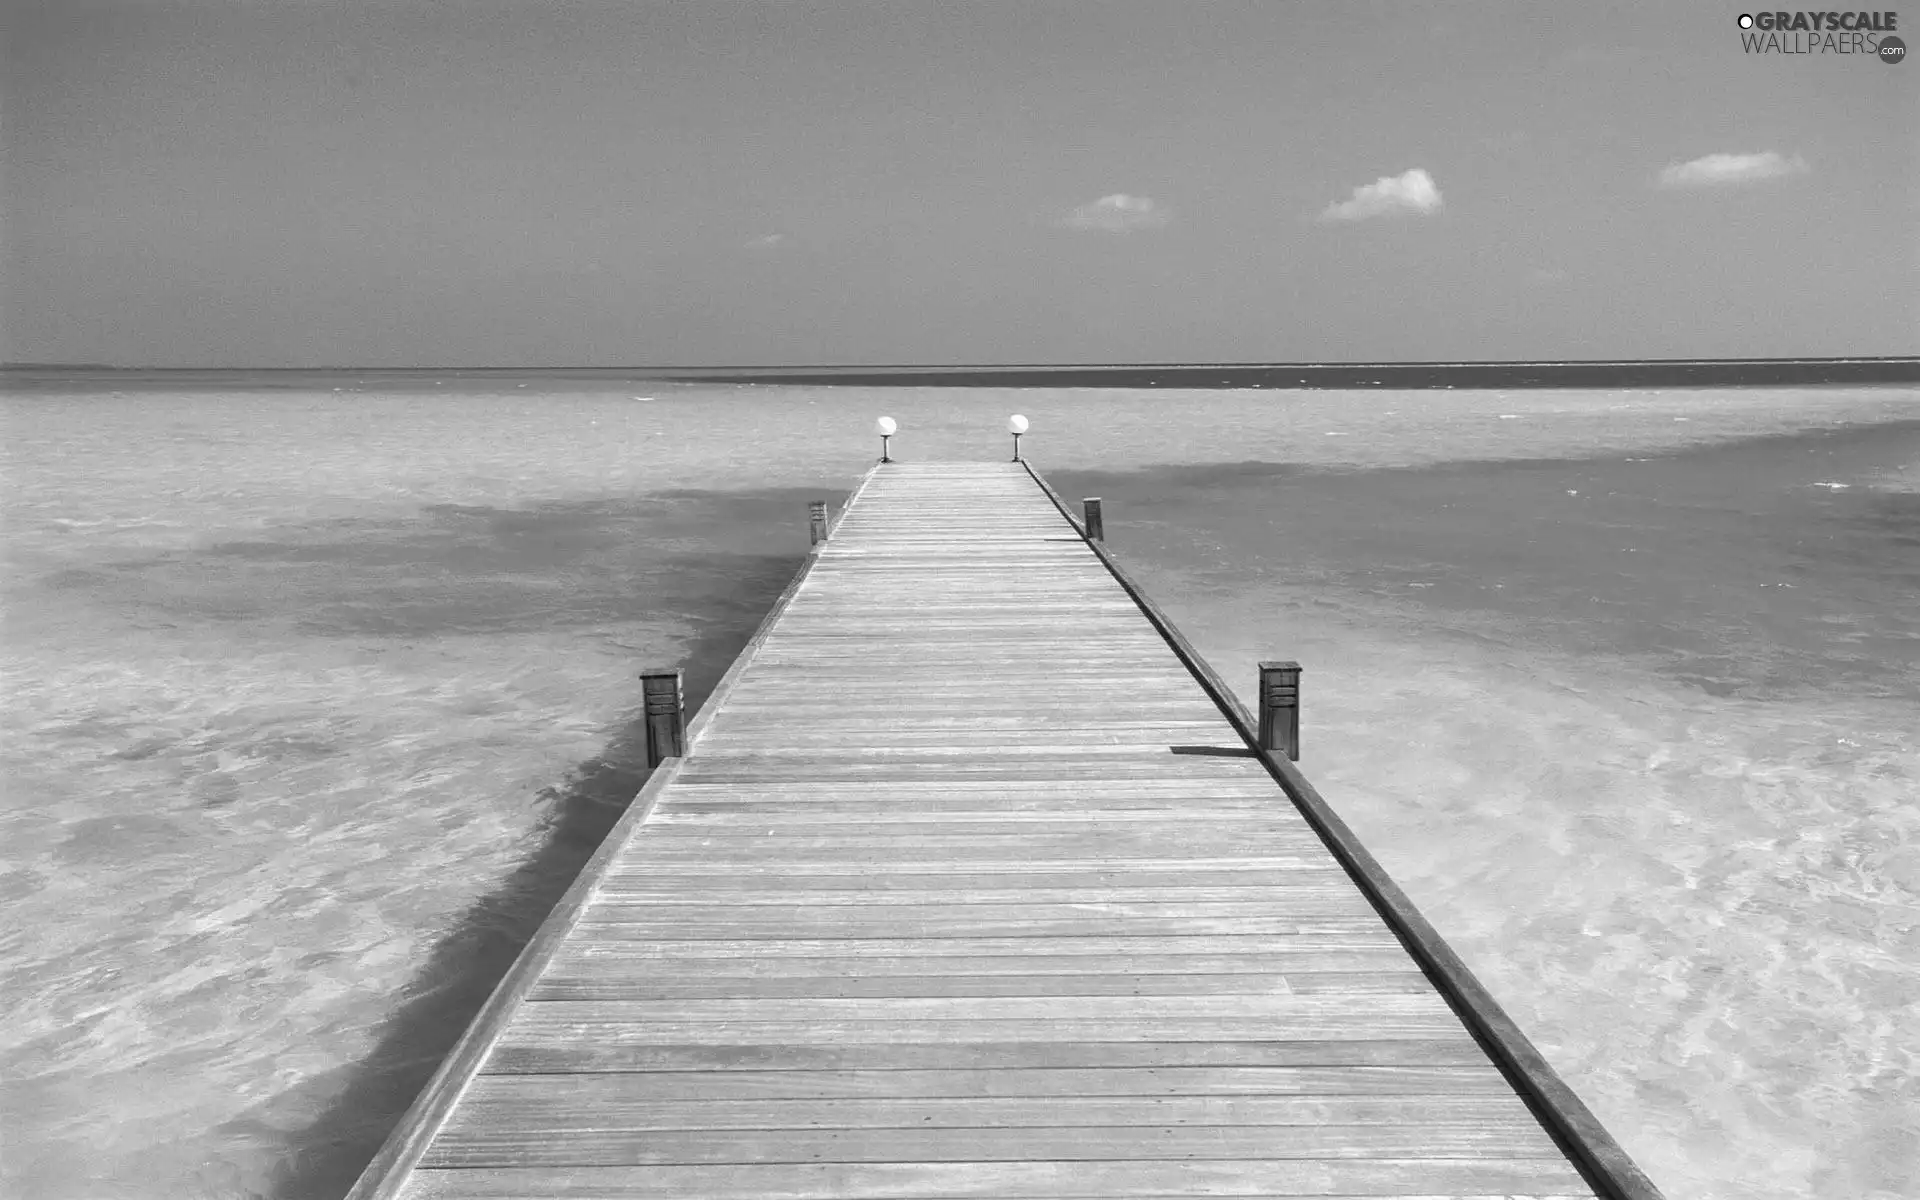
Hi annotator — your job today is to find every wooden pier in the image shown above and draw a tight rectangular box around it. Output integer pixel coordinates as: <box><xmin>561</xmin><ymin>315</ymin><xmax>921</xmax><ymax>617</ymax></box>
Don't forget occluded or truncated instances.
<box><xmin>349</xmin><ymin>460</ymin><xmax>1661</xmax><ymax>1199</ymax></box>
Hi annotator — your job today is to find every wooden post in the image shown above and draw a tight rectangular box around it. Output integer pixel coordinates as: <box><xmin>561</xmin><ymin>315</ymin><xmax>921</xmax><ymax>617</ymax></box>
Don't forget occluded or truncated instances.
<box><xmin>639</xmin><ymin>668</ymin><xmax>685</xmax><ymax>766</ymax></box>
<box><xmin>1082</xmin><ymin>497</ymin><xmax>1104</xmax><ymax>541</ymax></box>
<box><xmin>1258</xmin><ymin>661</ymin><xmax>1301</xmax><ymax>761</ymax></box>
<box><xmin>809</xmin><ymin>501</ymin><xmax>829</xmax><ymax>546</ymax></box>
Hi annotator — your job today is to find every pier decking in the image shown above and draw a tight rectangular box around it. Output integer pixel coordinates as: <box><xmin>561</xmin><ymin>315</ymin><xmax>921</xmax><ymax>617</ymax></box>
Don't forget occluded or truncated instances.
<box><xmin>349</xmin><ymin>460</ymin><xmax>1658</xmax><ymax>1199</ymax></box>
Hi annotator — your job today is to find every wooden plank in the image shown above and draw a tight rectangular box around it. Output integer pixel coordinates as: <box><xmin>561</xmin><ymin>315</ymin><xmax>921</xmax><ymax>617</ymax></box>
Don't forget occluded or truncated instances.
<box><xmin>457</xmin><ymin>1064</ymin><xmax>1519</xmax><ymax>1098</ymax></box>
<box><xmin>588</xmin><ymin>884</ymin><xmax>1362</xmax><ymax>903</ymax></box>
<box><xmin>512</xmin><ymin>992</ymin><xmax>1459</xmax><ymax>1021</ymax></box>
<box><xmin>597</xmin><ymin>857</ymin><xmax>1358</xmax><ymax>874</ymax></box>
<box><xmin>652</xmin><ymin>799</ymin><xmax>1286</xmax><ymax>814</ymax></box>
<box><xmin>542</xmin><ymin>950</ymin><xmax>1417</xmax><ymax>977</ymax></box>
<box><xmin>627</xmin><ymin>818</ymin><xmax>1318</xmax><ymax>837</ymax></box>
<box><xmin>608</xmin><ymin>854</ymin><xmax>1344</xmax><ymax>871</ymax></box>
<box><xmin>569</xmin><ymin>918</ymin><xmax>1387</xmax><ymax>940</ymax></box>
<box><xmin>482</xmin><ymin>1037</ymin><xmax>1500</xmax><ymax>1075</ymax></box>
<box><xmin>668</xmin><ymin>771</ymin><xmax>1282</xmax><ymax>791</ymax></box>
<box><xmin>528</xmin><ymin>971</ymin><xmax>1436</xmax><ymax>1001</ymax></box>
<box><xmin>629</xmin><ymin>825</ymin><xmax>1322</xmax><ymax>841</ymax></box>
<box><xmin>489</xmin><ymin>1018</ymin><xmax>1478</xmax><ymax>1047</ymax></box>
<box><xmin>661</xmin><ymin>778</ymin><xmax>1280</xmax><ymax>791</ymax></box>
<box><xmin>404</xmin><ymin>1160</ymin><xmax>1596</xmax><ymax>1198</ymax></box>
<box><xmin>641</xmin><ymin>799</ymin><xmax>1287</xmax><ymax>817</ymax></box>
<box><xmin>554</xmin><ymin>933</ymin><xmax>1407</xmax><ymax>955</ymax></box>
<box><xmin>654</xmin><ymin>790</ymin><xmax>1284</xmax><ymax>804</ymax></box>
<box><xmin>573</xmin><ymin>907</ymin><xmax>1386</xmax><ymax>937</ymax></box>
<box><xmin>606</xmin><ymin>831</ymin><xmax>1332</xmax><ymax>851</ymax></box>
<box><xmin>421</xmin><ymin>1122</ymin><xmax>1568</xmax><ymax>1168</ymax></box>
<box><xmin>595</xmin><ymin>868</ymin><xmax>1346</xmax><ymax>887</ymax></box>
<box><xmin>687</xmin><ymin>735</ymin><xmax>1244</xmax><ymax>749</ymax></box>
<box><xmin>442</xmin><ymin>1086</ymin><xmax>1541</xmax><ymax>1131</ymax></box>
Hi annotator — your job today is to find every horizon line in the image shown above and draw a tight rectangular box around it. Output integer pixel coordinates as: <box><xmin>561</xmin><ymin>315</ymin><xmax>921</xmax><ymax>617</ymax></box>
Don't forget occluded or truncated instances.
<box><xmin>7</xmin><ymin>355</ymin><xmax>1919</xmax><ymax>372</ymax></box>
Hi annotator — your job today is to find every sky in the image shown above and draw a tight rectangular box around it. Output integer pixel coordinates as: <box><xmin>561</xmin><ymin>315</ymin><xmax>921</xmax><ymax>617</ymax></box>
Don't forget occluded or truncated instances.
<box><xmin>3</xmin><ymin>0</ymin><xmax>1915</xmax><ymax>367</ymax></box>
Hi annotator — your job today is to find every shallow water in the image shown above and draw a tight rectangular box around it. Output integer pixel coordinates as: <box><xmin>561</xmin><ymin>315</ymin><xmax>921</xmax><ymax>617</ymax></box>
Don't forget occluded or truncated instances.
<box><xmin>2</xmin><ymin>382</ymin><xmax>1916</xmax><ymax>1198</ymax></box>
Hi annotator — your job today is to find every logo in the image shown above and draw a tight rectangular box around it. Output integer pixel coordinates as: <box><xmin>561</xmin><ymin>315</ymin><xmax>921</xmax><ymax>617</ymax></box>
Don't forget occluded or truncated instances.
<box><xmin>1736</xmin><ymin>10</ymin><xmax>1904</xmax><ymax>59</ymax></box>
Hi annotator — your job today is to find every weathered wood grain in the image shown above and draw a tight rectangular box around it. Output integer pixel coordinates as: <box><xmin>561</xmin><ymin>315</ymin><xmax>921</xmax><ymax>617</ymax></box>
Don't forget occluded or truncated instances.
<box><xmin>588</xmin><ymin>882</ymin><xmax>1360</xmax><ymax>901</ymax></box>
<box><xmin>527</xmin><ymin>970</ymin><xmax>1436</xmax><ymax>1001</ymax></box>
<box><xmin>482</xmin><ymin>1037</ymin><xmax>1502</xmax><ymax>1075</ymax></box>
<box><xmin>507</xmin><ymin>992</ymin><xmax>1460</xmax><ymax>1022</ymax></box>
<box><xmin>553</xmin><ymin>932</ymin><xmax>1413</xmax><ymax>955</ymax></box>
<box><xmin>403</xmin><ymin>1160</ymin><xmax>1596</xmax><ymax>1199</ymax></box>
<box><xmin>441</xmin><ymin>1064</ymin><xmax>1521</xmax><ymax>1099</ymax></box>
<box><xmin>419</xmin><ymin>1123</ymin><xmax>1568</xmax><ymax>1169</ymax></box>
<box><xmin>541</xmin><ymin>949</ymin><xmax>1417</xmax><ymax>977</ymax></box>
<box><xmin>447</xmin><ymin>1083</ymin><xmax>1543</xmax><ymax>1129</ymax></box>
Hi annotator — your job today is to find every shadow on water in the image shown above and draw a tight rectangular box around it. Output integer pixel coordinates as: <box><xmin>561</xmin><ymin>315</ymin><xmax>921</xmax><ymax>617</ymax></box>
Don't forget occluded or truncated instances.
<box><xmin>1047</xmin><ymin>421</ymin><xmax>1920</xmax><ymax>703</ymax></box>
<box><xmin>195</xmin><ymin>488</ymin><xmax>838</xmax><ymax>1200</ymax></box>
<box><xmin>261</xmin><ymin>553</ymin><xmax>802</xmax><ymax>1199</ymax></box>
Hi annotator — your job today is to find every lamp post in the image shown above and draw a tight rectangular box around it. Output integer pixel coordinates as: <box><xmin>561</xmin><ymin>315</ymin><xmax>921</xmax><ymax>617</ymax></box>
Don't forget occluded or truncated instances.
<box><xmin>875</xmin><ymin>416</ymin><xmax>896</xmax><ymax>463</ymax></box>
<box><xmin>1007</xmin><ymin>414</ymin><xmax>1028</xmax><ymax>461</ymax></box>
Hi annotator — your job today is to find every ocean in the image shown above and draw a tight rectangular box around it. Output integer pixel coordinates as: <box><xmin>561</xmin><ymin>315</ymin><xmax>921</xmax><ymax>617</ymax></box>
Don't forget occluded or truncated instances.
<box><xmin>1</xmin><ymin>381</ymin><xmax>1915</xmax><ymax>1199</ymax></box>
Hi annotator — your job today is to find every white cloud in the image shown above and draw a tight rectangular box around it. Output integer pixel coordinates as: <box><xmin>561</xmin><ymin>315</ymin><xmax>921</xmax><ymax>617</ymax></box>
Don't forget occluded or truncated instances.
<box><xmin>1319</xmin><ymin>168</ymin><xmax>1443</xmax><ymax>221</ymax></box>
<box><xmin>1058</xmin><ymin>194</ymin><xmax>1171</xmax><ymax>233</ymax></box>
<box><xmin>743</xmin><ymin>233</ymin><xmax>787</xmax><ymax>249</ymax></box>
<box><xmin>1658</xmin><ymin>151</ymin><xmax>1808</xmax><ymax>188</ymax></box>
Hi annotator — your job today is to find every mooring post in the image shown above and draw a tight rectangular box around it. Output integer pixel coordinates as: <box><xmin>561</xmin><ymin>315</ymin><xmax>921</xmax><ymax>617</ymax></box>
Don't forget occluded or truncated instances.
<box><xmin>1082</xmin><ymin>497</ymin><xmax>1104</xmax><ymax>541</ymax></box>
<box><xmin>809</xmin><ymin>500</ymin><xmax>829</xmax><ymax>546</ymax></box>
<box><xmin>639</xmin><ymin>668</ymin><xmax>685</xmax><ymax>767</ymax></box>
<box><xmin>1258</xmin><ymin>661</ymin><xmax>1301</xmax><ymax>761</ymax></box>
